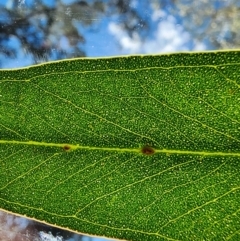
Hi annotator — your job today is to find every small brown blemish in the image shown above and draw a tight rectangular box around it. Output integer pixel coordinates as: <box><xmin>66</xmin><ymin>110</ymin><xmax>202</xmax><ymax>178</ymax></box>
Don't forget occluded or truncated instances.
<box><xmin>63</xmin><ymin>145</ymin><xmax>71</xmax><ymax>151</ymax></box>
<box><xmin>141</xmin><ymin>145</ymin><xmax>155</xmax><ymax>156</ymax></box>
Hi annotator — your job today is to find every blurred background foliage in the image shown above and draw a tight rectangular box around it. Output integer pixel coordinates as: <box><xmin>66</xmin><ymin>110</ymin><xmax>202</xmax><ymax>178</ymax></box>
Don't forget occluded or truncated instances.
<box><xmin>0</xmin><ymin>0</ymin><xmax>239</xmax><ymax>67</ymax></box>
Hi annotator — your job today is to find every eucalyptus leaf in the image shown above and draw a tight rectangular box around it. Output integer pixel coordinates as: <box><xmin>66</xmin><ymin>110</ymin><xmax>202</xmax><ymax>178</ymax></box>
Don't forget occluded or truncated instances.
<box><xmin>0</xmin><ymin>51</ymin><xmax>240</xmax><ymax>241</ymax></box>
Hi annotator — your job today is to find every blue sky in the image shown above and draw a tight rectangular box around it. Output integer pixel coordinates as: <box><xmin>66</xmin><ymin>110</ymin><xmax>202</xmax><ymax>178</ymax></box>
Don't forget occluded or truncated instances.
<box><xmin>80</xmin><ymin>1</ymin><xmax>207</xmax><ymax>57</ymax></box>
<box><xmin>0</xmin><ymin>0</ymin><xmax>210</xmax><ymax>69</ymax></box>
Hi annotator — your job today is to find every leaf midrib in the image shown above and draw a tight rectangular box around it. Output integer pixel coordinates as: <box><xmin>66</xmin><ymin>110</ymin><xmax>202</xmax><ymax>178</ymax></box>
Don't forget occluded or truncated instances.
<box><xmin>0</xmin><ymin>140</ymin><xmax>240</xmax><ymax>157</ymax></box>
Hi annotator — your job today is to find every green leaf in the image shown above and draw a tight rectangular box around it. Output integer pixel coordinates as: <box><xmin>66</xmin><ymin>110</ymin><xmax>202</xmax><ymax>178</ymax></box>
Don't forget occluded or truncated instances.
<box><xmin>0</xmin><ymin>51</ymin><xmax>240</xmax><ymax>241</ymax></box>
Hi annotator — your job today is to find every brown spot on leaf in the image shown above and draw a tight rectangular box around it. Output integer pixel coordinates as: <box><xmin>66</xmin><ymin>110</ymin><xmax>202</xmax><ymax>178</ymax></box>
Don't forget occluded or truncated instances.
<box><xmin>141</xmin><ymin>145</ymin><xmax>155</xmax><ymax>156</ymax></box>
<box><xmin>63</xmin><ymin>145</ymin><xmax>71</xmax><ymax>151</ymax></box>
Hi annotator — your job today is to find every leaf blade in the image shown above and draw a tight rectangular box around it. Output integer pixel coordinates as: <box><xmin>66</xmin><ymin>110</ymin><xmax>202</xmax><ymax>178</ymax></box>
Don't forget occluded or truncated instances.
<box><xmin>0</xmin><ymin>51</ymin><xmax>240</xmax><ymax>241</ymax></box>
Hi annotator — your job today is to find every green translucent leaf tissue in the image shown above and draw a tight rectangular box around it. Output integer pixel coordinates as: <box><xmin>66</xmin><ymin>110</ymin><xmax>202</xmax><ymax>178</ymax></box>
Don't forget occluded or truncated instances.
<box><xmin>0</xmin><ymin>51</ymin><xmax>240</xmax><ymax>241</ymax></box>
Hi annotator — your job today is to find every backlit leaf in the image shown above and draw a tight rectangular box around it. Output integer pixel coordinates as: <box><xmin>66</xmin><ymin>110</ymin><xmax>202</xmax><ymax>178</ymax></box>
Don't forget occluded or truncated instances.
<box><xmin>0</xmin><ymin>51</ymin><xmax>240</xmax><ymax>241</ymax></box>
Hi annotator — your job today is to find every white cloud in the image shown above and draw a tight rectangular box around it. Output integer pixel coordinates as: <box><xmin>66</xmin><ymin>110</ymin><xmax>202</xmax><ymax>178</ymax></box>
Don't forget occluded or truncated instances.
<box><xmin>193</xmin><ymin>40</ymin><xmax>207</xmax><ymax>51</ymax></box>
<box><xmin>108</xmin><ymin>22</ymin><xmax>141</xmax><ymax>53</ymax></box>
<box><xmin>108</xmin><ymin>10</ymin><xmax>207</xmax><ymax>54</ymax></box>
<box><xmin>143</xmin><ymin>15</ymin><xmax>191</xmax><ymax>53</ymax></box>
